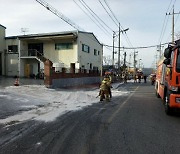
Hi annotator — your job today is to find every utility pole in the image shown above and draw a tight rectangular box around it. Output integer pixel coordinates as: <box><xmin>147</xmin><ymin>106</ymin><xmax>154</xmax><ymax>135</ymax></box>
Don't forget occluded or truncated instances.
<box><xmin>128</xmin><ymin>53</ymin><xmax>132</xmax><ymax>72</ymax></box>
<box><xmin>133</xmin><ymin>51</ymin><xmax>138</xmax><ymax>77</ymax></box>
<box><xmin>112</xmin><ymin>32</ymin><xmax>115</xmax><ymax>68</ymax></box>
<box><xmin>166</xmin><ymin>5</ymin><xmax>180</xmax><ymax>43</ymax></box>
<box><xmin>117</xmin><ymin>25</ymin><xmax>129</xmax><ymax>78</ymax></box>
<box><xmin>118</xmin><ymin>23</ymin><xmax>121</xmax><ymax>75</ymax></box>
<box><xmin>101</xmin><ymin>46</ymin><xmax>103</xmax><ymax>78</ymax></box>
<box><xmin>123</xmin><ymin>52</ymin><xmax>126</xmax><ymax>67</ymax></box>
<box><xmin>134</xmin><ymin>52</ymin><xmax>136</xmax><ymax>76</ymax></box>
<box><xmin>157</xmin><ymin>44</ymin><xmax>162</xmax><ymax>60</ymax></box>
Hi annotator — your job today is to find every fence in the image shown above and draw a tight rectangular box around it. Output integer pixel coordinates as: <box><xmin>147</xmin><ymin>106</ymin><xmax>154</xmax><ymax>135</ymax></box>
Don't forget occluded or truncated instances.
<box><xmin>44</xmin><ymin>59</ymin><xmax>101</xmax><ymax>88</ymax></box>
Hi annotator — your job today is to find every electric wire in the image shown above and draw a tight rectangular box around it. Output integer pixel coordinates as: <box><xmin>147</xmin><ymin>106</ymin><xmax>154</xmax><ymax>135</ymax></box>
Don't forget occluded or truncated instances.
<box><xmin>79</xmin><ymin>0</ymin><xmax>114</xmax><ymax>32</ymax></box>
<box><xmin>158</xmin><ymin>0</ymin><xmax>173</xmax><ymax>44</ymax></box>
<box><xmin>98</xmin><ymin>0</ymin><xmax>118</xmax><ymax>27</ymax></box>
<box><xmin>78</xmin><ymin>0</ymin><xmax>110</xmax><ymax>34</ymax></box>
<box><xmin>103</xmin><ymin>0</ymin><xmax>119</xmax><ymax>24</ymax></box>
<box><xmin>103</xmin><ymin>42</ymin><xmax>169</xmax><ymax>50</ymax></box>
<box><xmin>73</xmin><ymin>0</ymin><xmax>110</xmax><ymax>37</ymax></box>
<box><xmin>165</xmin><ymin>4</ymin><xmax>180</xmax><ymax>43</ymax></box>
<box><xmin>158</xmin><ymin>0</ymin><xmax>177</xmax><ymax>44</ymax></box>
<box><xmin>101</xmin><ymin>0</ymin><xmax>135</xmax><ymax>49</ymax></box>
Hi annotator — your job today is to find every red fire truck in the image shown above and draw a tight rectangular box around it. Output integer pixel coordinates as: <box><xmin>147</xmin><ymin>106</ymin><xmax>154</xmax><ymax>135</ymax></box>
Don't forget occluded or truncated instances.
<box><xmin>155</xmin><ymin>40</ymin><xmax>180</xmax><ymax>115</ymax></box>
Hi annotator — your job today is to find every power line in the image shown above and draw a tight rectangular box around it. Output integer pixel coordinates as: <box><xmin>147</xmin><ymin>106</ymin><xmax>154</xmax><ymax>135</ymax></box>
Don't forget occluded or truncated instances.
<box><xmin>98</xmin><ymin>0</ymin><xmax>118</xmax><ymax>27</ymax></box>
<box><xmin>103</xmin><ymin>0</ymin><xmax>119</xmax><ymax>24</ymax></box>
<box><xmin>100</xmin><ymin>0</ymin><xmax>135</xmax><ymax>49</ymax></box>
<box><xmin>158</xmin><ymin>0</ymin><xmax>176</xmax><ymax>44</ymax></box>
<box><xmin>73</xmin><ymin>0</ymin><xmax>110</xmax><ymax>37</ymax></box>
<box><xmin>103</xmin><ymin>42</ymin><xmax>169</xmax><ymax>50</ymax></box>
<box><xmin>79</xmin><ymin>0</ymin><xmax>114</xmax><ymax>32</ymax></box>
<box><xmin>35</xmin><ymin>0</ymin><xmax>84</xmax><ymax>31</ymax></box>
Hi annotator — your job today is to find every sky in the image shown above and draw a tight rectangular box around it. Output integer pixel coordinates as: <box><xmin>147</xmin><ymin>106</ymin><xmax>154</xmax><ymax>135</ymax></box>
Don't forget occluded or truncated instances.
<box><xmin>1</xmin><ymin>0</ymin><xmax>180</xmax><ymax>68</ymax></box>
<box><xmin>0</xmin><ymin>82</ymin><xmax>128</xmax><ymax>124</ymax></box>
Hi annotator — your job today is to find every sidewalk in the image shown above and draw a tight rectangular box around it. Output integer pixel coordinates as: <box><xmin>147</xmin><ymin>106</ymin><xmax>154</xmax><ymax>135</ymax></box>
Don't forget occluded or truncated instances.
<box><xmin>0</xmin><ymin>76</ymin><xmax>122</xmax><ymax>90</ymax></box>
<box><xmin>0</xmin><ymin>76</ymin><xmax>99</xmax><ymax>90</ymax></box>
<box><xmin>0</xmin><ymin>76</ymin><xmax>44</xmax><ymax>87</ymax></box>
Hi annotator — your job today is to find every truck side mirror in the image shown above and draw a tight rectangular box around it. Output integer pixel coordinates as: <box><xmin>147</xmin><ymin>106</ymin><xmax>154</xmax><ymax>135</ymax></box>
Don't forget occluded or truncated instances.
<box><xmin>164</xmin><ymin>47</ymin><xmax>172</xmax><ymax>59</ymax></box>
<box><xmin>163</xmin><ymin>58</ymin><xmax>170</xmax><ymax>65</ymax></box>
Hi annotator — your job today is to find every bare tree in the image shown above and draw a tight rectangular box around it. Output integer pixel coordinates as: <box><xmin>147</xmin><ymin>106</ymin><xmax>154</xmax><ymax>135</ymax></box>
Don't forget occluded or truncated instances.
<box><xmin>103</xmin><ymin>55</ymin><xmax>112</xmax><ymax>65</ymax></box>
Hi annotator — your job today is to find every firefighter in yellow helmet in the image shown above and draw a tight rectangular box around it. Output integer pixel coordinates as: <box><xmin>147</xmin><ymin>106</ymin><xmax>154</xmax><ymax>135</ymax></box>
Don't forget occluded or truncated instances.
<box><xmin>99</xmin><ymin>75</ymin><xmax>111</xmax><ymax>101</ymax></box>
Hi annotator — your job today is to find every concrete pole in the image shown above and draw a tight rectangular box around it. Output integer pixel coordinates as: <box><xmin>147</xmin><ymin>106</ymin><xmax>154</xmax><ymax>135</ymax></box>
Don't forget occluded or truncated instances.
<box><xmin>112</xmin><ymin>32</ymin><xmax>115</xmax><ymax>68</ymax></box>
<box><xmin>172</xmin><ymin>5</ymin><xmax>175</xmax><ymax>43</ymax></box>
<box><xmin>118</xmin><ymin>23</ymin><xmax>121</xmax><ymax>75</ymax></box>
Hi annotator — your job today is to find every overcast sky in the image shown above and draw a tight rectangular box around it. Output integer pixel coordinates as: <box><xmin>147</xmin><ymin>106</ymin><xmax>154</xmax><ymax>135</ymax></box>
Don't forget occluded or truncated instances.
<box><xmin>1</xmin><ymin>0</ymin><xmax>180</xmax><ymax>68</ymax></box>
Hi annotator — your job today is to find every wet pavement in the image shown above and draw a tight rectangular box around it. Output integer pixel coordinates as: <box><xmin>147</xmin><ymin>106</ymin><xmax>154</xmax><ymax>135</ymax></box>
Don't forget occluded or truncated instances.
<box><xmin>0</xmin><ymin>76</ymin><xmax>44</xmax><ymax>87</ymax></box>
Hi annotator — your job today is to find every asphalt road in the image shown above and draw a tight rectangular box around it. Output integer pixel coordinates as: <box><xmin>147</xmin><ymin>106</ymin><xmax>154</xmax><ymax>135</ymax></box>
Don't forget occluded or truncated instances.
<box><xmin>1</xmin><ymin>81</ymin><xmax>180</xmax><ymax>154</ymax></box>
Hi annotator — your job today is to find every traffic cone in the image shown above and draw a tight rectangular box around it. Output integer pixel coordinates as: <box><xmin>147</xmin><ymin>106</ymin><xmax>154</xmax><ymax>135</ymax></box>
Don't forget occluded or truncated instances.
<box><xmin>14</xmin><ymin>78</ymin><xmax>19</xmax><ymax>86</ymax></box>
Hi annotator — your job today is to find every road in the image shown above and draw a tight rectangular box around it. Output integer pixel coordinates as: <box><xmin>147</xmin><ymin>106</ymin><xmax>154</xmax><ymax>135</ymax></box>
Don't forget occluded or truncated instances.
<box><xmin>1</xmin><ymin>81</ymin><xmax>180</xmax><ymax>154</ymax></box>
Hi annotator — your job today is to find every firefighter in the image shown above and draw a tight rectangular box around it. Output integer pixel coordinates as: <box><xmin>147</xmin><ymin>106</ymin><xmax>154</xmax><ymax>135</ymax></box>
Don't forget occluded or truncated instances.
<box><xmin>143</xmin><ymin>75</ymin><xmax>147</xmax><ymax>83</ymax></box>
<box><xmin>105</xmin><ymin>72</ymin><xmax>112</xmax><ymax>98</ymax></box>
<box><xmin>124</xmin><ymin>72</ymin><xmax>128</xmax><ymax>83</ymax></box>
<box><xmin>99</xmin><ymin>75</ymin><xmax>111</xmax><ymax>101</ymax></box>
<box><xmin>134</xmin><ymin>75</ymin><xmax>137</xmax><ymax>83</ymax></box>
<box><xmin>138</xmin><ymin>74</ymin><xmax>141</xmax><ymax>83</ymax></box>
<box><xmin>150</xmin><ymin>74</ymin><xmax>156</xmax><ymax>85</ymax></box>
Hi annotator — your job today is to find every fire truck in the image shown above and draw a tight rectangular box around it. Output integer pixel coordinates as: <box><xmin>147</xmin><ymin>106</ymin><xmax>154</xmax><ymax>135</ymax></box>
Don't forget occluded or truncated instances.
<box><xmin>155</xmin><ymin>39</ymin><xmax>180</xmax><ymax>115</ymax></box>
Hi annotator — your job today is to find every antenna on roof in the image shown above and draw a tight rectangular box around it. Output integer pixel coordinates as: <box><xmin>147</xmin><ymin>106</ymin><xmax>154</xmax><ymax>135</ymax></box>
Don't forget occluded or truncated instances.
<box><xmin>21</xmin><ymin>28</ymin><xmax>29</xmax><ymax>35</ymax></box>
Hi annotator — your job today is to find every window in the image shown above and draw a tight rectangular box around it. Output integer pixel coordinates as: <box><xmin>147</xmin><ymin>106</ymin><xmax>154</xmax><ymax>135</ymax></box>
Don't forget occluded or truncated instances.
<box><xmin>8</xmin><ymin>45</ymin><xmax>18</xmax><ymax>53</ymax></box>
<box><xmin>82</xmin><ymin>44</ymin><xmax>90</xmax><ymax>53</ymax></box>
<box><xmin>176</xmin><ymin>48</ymin><xmax>180</xmax><ymax>72</ymax></box>
<box><xmin>160</xmin><ymin>64</ymin><xmax>166</xmax><ymax>85</ymax></box>
<box><xmin>55</xmin><ymin>43</ymin><xmax>73</xmax><ymax>50</ymax></box>
<box><xmin>94</xmin><ymin>49</ymin><xmax>97</xmax><ymax>56</ymax></box>
<box><xmin>98</xmin><ymin>51</ymin><xmax>100</xmax><ymax>55</ymax></box>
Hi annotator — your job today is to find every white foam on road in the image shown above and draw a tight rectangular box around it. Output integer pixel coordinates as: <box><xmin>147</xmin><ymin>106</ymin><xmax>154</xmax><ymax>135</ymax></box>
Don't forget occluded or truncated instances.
<box><xmin>0</xmin><ymin>83</ymin><xmax>129</xmax><ymax>123</ymax></box>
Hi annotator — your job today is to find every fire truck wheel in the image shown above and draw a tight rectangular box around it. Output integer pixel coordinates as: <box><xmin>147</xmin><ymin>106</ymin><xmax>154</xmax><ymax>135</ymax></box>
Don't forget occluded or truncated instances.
<box><xmin>164</xmin><ymin>91</ymin><xmax>172</xmax><ymax>115</ymax></box>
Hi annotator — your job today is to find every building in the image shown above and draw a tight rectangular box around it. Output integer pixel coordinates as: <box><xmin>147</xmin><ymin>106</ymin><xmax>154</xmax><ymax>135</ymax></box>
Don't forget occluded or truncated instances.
<box><xmin>0</xmin><ymin>24</ymin><xmax>6</xmax><ymax>76</ymax></box>
<box><xmin>1</xmin><ymin>28</ymin><xmax>103</xmax><ymax>78</ymax></box>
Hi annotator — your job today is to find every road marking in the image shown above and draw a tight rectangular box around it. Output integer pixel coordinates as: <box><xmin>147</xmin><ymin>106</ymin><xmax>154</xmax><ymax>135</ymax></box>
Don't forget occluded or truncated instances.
<box><xmin>107</xmin><ymin>86</ymin><xmax>139</xmax><ymax>124</ymax></box>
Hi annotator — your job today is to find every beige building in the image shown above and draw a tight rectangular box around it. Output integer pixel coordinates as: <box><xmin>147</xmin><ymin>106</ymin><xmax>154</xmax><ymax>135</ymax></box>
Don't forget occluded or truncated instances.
<box><xmin>4</xmin><ymin>30</ymin><xmax>103</xmax><ymax>77</ymax></box>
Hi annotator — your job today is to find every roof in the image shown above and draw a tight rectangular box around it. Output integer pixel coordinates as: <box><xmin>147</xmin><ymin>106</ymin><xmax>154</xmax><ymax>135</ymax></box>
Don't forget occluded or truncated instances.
<box><xmin>78</xmin><ymin>31</ymin><xmax>102</xmax><ymax>46</ymax></box>
<box><xmin>5</xmin><ymin>31</ymin><xmax>78</xmax><ymax>39</ymax></box>
<box><xmin>0</xmin><ymin>24</ymin><xmax>6</xmax><ymax>29</ymax></box>
<box><xmin>5</xmin><ymin>30</ymin><xmax>102</xmax><ymax>46</ymax></box>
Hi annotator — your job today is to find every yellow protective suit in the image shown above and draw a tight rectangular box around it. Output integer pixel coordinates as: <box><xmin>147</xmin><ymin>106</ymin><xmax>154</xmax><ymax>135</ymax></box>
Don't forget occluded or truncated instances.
<box><xmin>99</xmin><ymin>77</ymin><xmax>111</xmax><ymax>101</ymax></box>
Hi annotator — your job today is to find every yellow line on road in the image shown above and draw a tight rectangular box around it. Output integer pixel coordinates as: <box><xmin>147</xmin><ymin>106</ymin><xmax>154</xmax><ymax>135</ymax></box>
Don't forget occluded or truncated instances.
<box><xmin>107</xmin><ymin>86</ymin><xmax>139</xmax><ymax>124</ymax></box>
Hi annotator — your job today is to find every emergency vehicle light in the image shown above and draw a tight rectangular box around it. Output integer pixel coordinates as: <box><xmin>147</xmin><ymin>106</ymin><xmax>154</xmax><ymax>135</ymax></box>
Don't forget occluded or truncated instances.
<box><xmin>169</xmin><ymin>86</ymin><xmax>178</xmax><ymax>92</ymax></box>
<box><xmin>175</xmin><ymin>97</ymin><xmax>180</xmax><ymax>103</ymax></box>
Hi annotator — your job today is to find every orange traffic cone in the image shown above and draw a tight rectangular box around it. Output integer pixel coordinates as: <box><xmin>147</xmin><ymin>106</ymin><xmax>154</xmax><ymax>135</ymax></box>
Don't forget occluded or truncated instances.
<box><xmin>14</xmin><ymin>78</ymin><xmax>19</xmax><ymax>86</ymax></box>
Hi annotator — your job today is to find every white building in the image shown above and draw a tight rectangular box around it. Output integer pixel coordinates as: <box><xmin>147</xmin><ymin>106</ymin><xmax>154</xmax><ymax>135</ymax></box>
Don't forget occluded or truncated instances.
<box><xmin>2</xmin><ymin>29</ymin><xmax>103</xmax><ymax>77</ymax></box>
